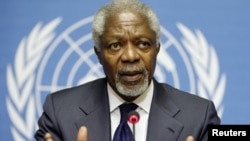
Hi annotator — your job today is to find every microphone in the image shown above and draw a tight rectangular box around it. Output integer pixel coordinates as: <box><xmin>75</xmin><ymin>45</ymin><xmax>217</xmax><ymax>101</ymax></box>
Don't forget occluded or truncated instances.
<box><xmin>128</xmin><ymin>110</ymin><xmax>140</xmax><ymax>141</ymax></box>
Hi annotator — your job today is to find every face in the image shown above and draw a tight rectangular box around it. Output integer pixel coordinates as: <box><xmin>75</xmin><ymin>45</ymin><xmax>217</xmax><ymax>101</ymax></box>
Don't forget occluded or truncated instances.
<box><xmin>95</xmin><ymin>11</ymin><xmax>160</xmax><ymax>101</ymax></box>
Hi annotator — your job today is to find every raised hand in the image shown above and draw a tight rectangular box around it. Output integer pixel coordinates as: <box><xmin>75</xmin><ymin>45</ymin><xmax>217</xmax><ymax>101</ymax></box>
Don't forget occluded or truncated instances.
<box><xmin>44</xmin><ymin>126</ymin><xmax>88</xmax><ymax>141</ymax></box>
<box><xmin>185</xmin><ymin>136</ymin><xmax>195</xmax><ymax>141</ymax></box>
<box><xmin>77</xmin><ymin>126</ymin><xmax>88</xmax><ymax>141</ymax></box>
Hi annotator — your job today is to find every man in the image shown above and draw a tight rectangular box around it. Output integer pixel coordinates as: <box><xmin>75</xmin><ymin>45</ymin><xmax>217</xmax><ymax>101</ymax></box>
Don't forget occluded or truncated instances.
<box><xmin>35</xmin><ymin>0</ymin><xmax>220</xmax><ymax>141</ymax></box>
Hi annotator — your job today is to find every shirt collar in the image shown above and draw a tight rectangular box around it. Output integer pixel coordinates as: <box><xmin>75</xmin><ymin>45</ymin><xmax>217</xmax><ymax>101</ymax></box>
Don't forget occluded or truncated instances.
<box><xmin>107</xmin><ymin>80</ymin><xmax>154</xmax><ymax>113</ymax></box>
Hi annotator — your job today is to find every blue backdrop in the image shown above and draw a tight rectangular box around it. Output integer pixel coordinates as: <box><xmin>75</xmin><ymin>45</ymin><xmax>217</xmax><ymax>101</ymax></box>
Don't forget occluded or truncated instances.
<box><xmin>1</xmin><ymin>1</ymin><xmax>250</xmax><ymax>141</ymax></box>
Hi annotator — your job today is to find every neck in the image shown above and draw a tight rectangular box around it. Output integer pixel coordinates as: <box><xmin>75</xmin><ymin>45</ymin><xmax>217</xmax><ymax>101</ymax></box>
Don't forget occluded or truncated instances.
<box><xmin>118</xmin><ymin>94</ymin><xmax>141</xmax><ymax>102</ymax></box>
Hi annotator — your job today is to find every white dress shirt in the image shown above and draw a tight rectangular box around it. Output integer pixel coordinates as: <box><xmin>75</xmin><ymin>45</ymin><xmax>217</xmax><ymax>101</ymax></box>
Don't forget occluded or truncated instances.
<box><xmin>107</xmin><ymin>80</ymin><xmax>154</xmax><ymax>141</ymax></box>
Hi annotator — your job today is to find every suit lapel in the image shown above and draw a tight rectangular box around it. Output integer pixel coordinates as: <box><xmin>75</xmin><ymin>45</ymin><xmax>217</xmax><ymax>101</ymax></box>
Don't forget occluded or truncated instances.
<box><xmin>147</xmin><ymin>80</ymin><xmax>184</xmax><ymax>141</ymax></box>
<box><xmin>75</xmin><ymin>79</ymin><xmax>111</xmax><ymax>141</ymax></box>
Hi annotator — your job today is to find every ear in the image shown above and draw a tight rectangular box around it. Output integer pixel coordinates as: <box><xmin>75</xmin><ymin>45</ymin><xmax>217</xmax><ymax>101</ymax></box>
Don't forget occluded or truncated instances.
<box><xmin>94</xmin><ymin>46</ymin><xmax>103</xmax><ymax>65</ymax></box>
<box><xmin>156</xmin><ymin>43</ymin><xmax>160</xmax><ymax>54</ymax></box>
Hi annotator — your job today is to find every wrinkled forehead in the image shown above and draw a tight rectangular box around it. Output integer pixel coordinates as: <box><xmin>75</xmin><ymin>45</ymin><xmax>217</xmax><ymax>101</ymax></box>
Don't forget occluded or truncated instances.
<box><xmin>101</xmin><ymin>13</ymin><xmax>156</xmax><ymax>44</ymax></box>
<box><xmin>105</xmin><ymin>10</ymin><xmax>147</xmax><ymax>26</ymax></box>
<box><xmin>117</xmin><ymin>12</ymin><xmax>138</xmax><ymax>22</ymax></box>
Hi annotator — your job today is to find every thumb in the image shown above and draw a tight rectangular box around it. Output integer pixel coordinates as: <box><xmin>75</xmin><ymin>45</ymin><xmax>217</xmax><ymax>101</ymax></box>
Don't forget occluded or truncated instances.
<box><xmin>185</xmin><ymin>136</ymin><xmax>195</xmax><ymax>141</ymax></box>
<box><xmin>77</xmin><ymin>126</ymin><xmax>88</xmax><ymax>141</ymax></box>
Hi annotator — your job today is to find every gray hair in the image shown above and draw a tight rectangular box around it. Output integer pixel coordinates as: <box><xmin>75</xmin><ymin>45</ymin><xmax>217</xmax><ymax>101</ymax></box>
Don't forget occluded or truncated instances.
<box><xmin>92</xmin><ymin>0</ymin><xmax>161</xmax><ymax>51</ymax></box>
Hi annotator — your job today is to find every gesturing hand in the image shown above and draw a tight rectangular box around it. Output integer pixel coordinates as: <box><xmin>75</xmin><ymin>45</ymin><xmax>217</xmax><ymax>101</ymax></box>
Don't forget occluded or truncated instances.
<box><xmin>185</xmin><ymin>136</ymin><xmax>195</xmax><ymax>141</ymax></box>
<box><xmin>77</xmin><ymin>126</ymin><xmax>88</xmax><ymax>141</ymax></box>
<box><xmin>44</xmin><ymin>126</ymin><xmax>88</xmax><ymax>141</ymax></box>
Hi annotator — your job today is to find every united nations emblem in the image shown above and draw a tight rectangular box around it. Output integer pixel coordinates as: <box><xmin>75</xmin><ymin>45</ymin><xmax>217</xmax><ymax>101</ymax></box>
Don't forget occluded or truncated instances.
<box><xmin>6</xmin><ymin>16</ymin><xmax>226</xmax><ymax>141</ymax></box>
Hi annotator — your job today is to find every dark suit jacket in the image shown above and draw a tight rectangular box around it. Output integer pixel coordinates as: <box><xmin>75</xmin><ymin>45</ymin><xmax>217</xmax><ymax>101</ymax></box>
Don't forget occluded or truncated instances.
<box><xmin>35</xmin><ymin>78</ymin><xmax>220</xmax><ymax>141</ymax></box>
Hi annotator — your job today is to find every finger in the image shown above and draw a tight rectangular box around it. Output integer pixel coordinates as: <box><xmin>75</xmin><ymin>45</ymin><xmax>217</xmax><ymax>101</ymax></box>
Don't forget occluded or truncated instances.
<box><xmin>77</xmin><ymin>126</ymin><xmax>88</xmax><ymax>141</ymax></box>
<box><xmin>185</xmin><ymin>136</ymin><xmax>195</xmax><ymax>141</ymax></box>
<box><xmin>44</xmin><ymin>133</ymin><xmax>53</xmax><ymax>141</ymax></box>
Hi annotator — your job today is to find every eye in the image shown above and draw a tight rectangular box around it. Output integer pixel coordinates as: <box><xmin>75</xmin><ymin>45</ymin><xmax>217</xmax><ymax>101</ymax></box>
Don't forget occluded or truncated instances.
<box><xmin>108</xmin><ymin>42</ymin><xmax>121</xmax><ymax>51</ymax></box>
<box><xmin>138</xmin><ymin>41</ymin><xmax>151</xmax><ymax>49</ymax></box>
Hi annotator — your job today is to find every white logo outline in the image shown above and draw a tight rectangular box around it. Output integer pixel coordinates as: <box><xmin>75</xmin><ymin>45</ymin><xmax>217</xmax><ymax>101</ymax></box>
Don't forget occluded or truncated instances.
<box><xmin>6</xmin><ymin>18</ymin><xmax>61</xmax><ymax>141</ymax></box>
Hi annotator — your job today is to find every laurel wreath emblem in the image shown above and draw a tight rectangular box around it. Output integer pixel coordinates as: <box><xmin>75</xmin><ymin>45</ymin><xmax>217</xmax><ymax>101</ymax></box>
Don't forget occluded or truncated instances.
<box><xmin>177</xmin><ymin>23</ymin><xmax>226</xmax><ymax>118</ymax></box>
<box><xmin>6</xmin><ymin>18</ymin><xmax>61</xmax><ymax>141</ymax></box>
<box><xmin>6</xmin><ymin>19</ymin><xmax>226</xmax><ymax>141</ymax></box>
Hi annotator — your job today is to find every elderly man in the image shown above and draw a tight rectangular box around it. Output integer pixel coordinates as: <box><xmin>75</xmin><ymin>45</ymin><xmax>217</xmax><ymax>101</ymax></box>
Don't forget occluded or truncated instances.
<box><xmin>35</xmin><ymin>0</ymin><xmax>220</xmax><ymax>141</ymax></box>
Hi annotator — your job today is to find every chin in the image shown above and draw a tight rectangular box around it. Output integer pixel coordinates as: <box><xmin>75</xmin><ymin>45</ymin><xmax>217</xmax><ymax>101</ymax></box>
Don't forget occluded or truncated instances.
<box><xmin>116</xmin><ymin>80</ymin><xmax>148</xmax><ymax>97</ymax></box>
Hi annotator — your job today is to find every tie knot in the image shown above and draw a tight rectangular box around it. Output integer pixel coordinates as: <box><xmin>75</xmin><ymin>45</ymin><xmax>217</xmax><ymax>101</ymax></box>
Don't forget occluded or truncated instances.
<box><xmin>119</xmin><ymin>103</ymin><xmax>138</xmax><ymax>122</ymax></box>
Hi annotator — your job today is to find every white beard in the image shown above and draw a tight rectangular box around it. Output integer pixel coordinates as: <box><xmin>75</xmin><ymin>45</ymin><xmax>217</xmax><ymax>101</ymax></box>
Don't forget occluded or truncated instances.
<box><xmin>115</xmin><ymin>68</ymin><xmax>149</xmax><ymax>97</ymax></box>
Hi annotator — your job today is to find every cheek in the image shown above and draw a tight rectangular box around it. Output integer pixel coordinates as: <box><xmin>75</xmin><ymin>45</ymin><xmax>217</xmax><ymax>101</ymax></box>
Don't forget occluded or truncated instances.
<box><xmin>143</xmin><ymin>53</ymin><xmax>158</xmax><ymax>75</ymax></box>
<box><xmin>102</xmin><ymin>55</ymin><xmax>118</xmax><ymax>77</ymax></box>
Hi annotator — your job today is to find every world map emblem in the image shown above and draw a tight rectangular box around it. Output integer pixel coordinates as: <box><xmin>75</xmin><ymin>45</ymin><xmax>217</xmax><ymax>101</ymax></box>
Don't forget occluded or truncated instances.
<box><xmin>6</xmin><ymin>16</ymin><xmax>226</xmax><ymax>141</ymax></box>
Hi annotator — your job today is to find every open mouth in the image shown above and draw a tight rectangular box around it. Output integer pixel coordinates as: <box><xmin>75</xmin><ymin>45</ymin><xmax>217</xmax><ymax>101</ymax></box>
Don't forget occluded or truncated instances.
<box><xmin>119</xmin><ymin>71</ymin><xmax>144</xmax><ymax>85</ymax></box>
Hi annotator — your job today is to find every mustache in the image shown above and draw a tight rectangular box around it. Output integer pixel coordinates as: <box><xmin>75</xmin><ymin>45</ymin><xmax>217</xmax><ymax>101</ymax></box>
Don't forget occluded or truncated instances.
<box><xmin>117</xmin><ymin>65</ymin><xmax>146</xmax><ymax>74</ymax></box>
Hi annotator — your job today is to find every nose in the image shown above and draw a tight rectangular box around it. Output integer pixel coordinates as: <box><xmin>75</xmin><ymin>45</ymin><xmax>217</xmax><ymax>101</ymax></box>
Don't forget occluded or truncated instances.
<box><xmin>121</xmin><ymin>43</ymin><xmax>140</xmax><ymax>63</ymax></box>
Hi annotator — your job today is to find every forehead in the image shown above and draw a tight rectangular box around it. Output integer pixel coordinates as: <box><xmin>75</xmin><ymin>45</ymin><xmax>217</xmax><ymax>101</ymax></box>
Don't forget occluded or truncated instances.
<box><xmin>118</xmin><ymin>12</ymin><xmax>138</xmax><ymax>22</ymax></box>
<box><xmin>106</xmin><ymin>10</ymin><xmax>146</xmax><ymax>25</ymax></box>
<box><xmin>103</xmin><ymin>11</ymin><xmax>155</xmax><ymax>37</ymax></box>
